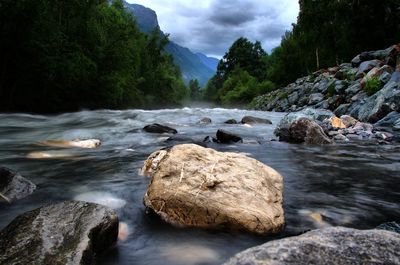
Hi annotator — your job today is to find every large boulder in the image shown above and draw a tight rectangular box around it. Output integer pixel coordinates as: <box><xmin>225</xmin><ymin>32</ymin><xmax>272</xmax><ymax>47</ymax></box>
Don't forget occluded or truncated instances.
<box><xmin>0</xmin><ymin>167</ymin><xmax>36</xmax><ymax>203</ymax></box>
<box><xmin>353</xmin><ymin>81</ymin><xmax>400</xmax><ymax>123</ymax></box>
<box><xmin>241</xmin><ymin>116</ymin><xmax>272</xmax><ymax>125</ymax></box>
<box><xmin>143</xmin><ymin>123</ymin><xmax>178</xmax><ymax>134</ymax></box>
<box><xmin>0</xmin><ymin>201</ymin><xmax>119</xmax><ymax>265</ymax></box>
<box><xmin>142</xmin><ymin>144</ymin><xmax>284</xmax><ymax>235</ymax></box>
<box><xmin>285</xmin><ymin>118</ymin><xmax>333</xmax><ymax>144</ymax></box>
<box><xmin>275</xmin><ymin>108</ymin><xmax>335</xmax><ymax>141</ymax></box>
<box><xmin>223</xmin><ymin>227</ymin><xmax>400</xmax><ymax>265</ymax></box>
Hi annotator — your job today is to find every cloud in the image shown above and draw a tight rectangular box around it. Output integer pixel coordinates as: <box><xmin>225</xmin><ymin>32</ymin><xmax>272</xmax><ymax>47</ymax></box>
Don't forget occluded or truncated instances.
<box><xmin>126</xmin><ymin>0</ymin><xmax>299</xmax><ymax>58</ymax></box>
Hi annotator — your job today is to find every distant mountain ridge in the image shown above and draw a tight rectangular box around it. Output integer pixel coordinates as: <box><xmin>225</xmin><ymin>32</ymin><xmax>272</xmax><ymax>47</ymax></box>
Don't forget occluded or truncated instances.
<box><xmin>123</xmin><ymin>1</ymin><xmax>218</xmax><ymax>86</ymax></box>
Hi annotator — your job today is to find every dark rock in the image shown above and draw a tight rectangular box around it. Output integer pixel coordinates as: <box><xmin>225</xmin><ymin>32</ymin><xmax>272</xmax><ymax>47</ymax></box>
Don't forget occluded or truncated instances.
<box><xmin>224</xmin><ymin>119</ymin><xmax>238</xmax><ymax>124</ymax></box>
<box><xmin>334</xmin><ymin>104</ymin><xmax>350</xmax><ymax>117</ymax></box>
<box><xmin>345</xmin><ymin>82</ymin><xmax>362</xmax><ymax>96</ymax></box>
<box><xmin>223</xmin><ymin>227</ymin><xmax>400</xmax><ymax>265</ymax></box>
<box><xmin>143</xmin><ymin>123</ymin><xmax>177</xmax><ymax>134</ymax></box>
<box><xmin>0</xmin><ymin>201</ymin><xmax>119</xmax><ymax>265</ymax></box>
<box><xmin>165</xmin><ymin>136</ymin><xmax>207</xmax><ymax>147</ymax></box>
<box><xmin>216</xmin><ymin>130</ymin><xmax>243</xmax><ymax>144</ymax></box>
<box><xmin>199</xmin><ymin>117</ymin><xmax>212</xmax><ymax>124</ymax></box>
<box><xmin>0</xmin><ymin>167</ymin><xmax>36</xmax><ymax>203</ymax></box>
<box><xmin>241</xmin><ymin>116</ymin><xmax>272</xmax><ymax>125</ymax></box>
<box><xmin>377</xmin><ymin>221</ymin><xmax>400</xmax><ymax>234</ymax></box>
<box><xmin>287</xmin><ymin>118</ymin><xmax>333</xmax><ymax>144</ymax></box>
<box><xmin>356</xmin><ymin>59</ymin><xmax>384</xmax><ymax>78</ymax></box>
<box><xmin>351</xmin><ymin>55</ymin><xmax>362</xmax><ymax>67</ymax></box>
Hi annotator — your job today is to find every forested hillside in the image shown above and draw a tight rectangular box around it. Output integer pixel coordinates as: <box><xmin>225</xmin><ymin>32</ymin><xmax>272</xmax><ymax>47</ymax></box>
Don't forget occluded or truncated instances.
<box><xmin>205</xmin><ymin>0</ymin><xmax>400</xmax><ymax>105</ymax></box>
<box><xmin>0</xmin><ymin>0</ymin><xmax>187</xmax><ymax>113</ymax></box>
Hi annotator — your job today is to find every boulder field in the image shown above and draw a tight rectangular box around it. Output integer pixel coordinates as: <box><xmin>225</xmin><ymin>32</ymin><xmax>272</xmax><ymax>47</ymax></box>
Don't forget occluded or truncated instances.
<box><xmin>252</xmin><ymin>44</ymin><xmax>400</xmax><ymax>136</ymax></box>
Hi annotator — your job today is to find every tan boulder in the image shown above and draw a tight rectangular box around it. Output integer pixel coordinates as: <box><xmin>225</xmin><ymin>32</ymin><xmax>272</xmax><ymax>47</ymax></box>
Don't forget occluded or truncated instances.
<box><xmin>142</xmin><ymin>144</ymin><xmax>284</xmax><ymax>235</ymax></box>
<box><xmin>330</xmin><ymin>117</ymin><xmax>346</xmax><ymax>129</ymax></box>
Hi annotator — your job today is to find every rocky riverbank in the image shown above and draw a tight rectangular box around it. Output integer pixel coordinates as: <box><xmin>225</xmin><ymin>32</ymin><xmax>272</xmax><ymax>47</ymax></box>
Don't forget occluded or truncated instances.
<box><xmin>251</xmin><ymin>44</ymin><xmax>400</xmax><ymax>137</ymax></box>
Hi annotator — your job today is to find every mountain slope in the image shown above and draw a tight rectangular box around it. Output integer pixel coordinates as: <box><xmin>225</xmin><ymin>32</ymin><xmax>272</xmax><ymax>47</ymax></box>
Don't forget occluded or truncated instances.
<box><xmin>123</xmin><ymin>1</ymin><xmax>217</xmax><ymax>86</ymax></box>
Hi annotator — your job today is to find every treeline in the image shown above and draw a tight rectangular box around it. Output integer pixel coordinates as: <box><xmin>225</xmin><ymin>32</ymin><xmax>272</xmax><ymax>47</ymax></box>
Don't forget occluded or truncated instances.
<box><xmin>0</xmin><ymin>0</ymin><xmax>187</xmax><ymax>113</ymax></box>
<box><xmin>205</xmin><ymin>0</ymin><xmax>400</xmax><ymax>105</ymax></box>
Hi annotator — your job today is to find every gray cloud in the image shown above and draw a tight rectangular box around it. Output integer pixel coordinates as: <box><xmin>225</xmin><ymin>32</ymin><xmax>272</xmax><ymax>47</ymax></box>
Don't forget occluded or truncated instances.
<box><xmin>128</xmin><ymin>0</ymin><xmax>299</xmax><ymax>58</ymax></box>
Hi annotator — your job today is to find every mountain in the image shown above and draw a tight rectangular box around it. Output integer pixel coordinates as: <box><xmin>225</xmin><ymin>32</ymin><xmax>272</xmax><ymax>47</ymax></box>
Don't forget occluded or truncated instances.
<box><xmin>123</xmin><ymin>1</ymin><xmax>218</xmax><ymax>86</ymax></box>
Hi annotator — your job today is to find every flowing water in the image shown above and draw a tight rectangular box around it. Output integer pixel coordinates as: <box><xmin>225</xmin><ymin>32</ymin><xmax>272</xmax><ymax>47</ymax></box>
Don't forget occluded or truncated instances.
<box><xmin>0</xmin><ymin>108</ymin><xmax>399</xmax><ymax>265</ymax></box>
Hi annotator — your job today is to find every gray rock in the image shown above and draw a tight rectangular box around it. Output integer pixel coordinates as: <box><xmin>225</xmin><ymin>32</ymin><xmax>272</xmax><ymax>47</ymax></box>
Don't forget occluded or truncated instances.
<box><xmin>345</xmin><ymin>82</ymin><xmax>362</xmax><ymax>96</ymax></box>
<box><xmin>199</xmin><ymin>117</ymin><xmax>212</xmax><ymax>124</ymax></box>
<box><xmin>375</xmin><ymin>131</ymin><xmax>393</xmax><ymax>141</ymax></box>
<box><xmin>143</xmin><ymin>123</ymin><xmax>178</xmax><ymax>134</ymax></box>
<box><xmin>334</xmin><ymin>80</ymin><xmax>347</xmax><ymax>94</ymax></box>
<box><xmin>356</xmin><ymin>59</ymin><xmax>384</xmax><ymax>78</ymax></box>
<box><xmin>380</xmin><ymin>71</ymin><xmax>392</xmax><ymax>84</ymax></box>
<box><xmin>283</xmin><ymin>118</ymin><xmax>333</xmax><ymax>144</ymax></box>
<box><xmin>374</xmin><ymin>111</ymin><xmax>400</xmax><ymax>127</ymax></box>
<box><xmin>0</xmin><ymin>167</ymin><xmax>36</xmax><ymax>203</ymax></box>
<box><xmin>390</xmin><ymin>71</ymin><xmax>400</xmax><ymax>83</ymax></box>
<box><xmin>287</xmin><ymin>91</ymin><xmax>299</xmax><ymax>105</ymax></box>
<box><xmin>355</xmin><ymin>81</ymin><xmax>400</xmax><ymax>123</ymax></box>
<box><xmin>223</xmin><ymin>227</ymin><xmax>400</xmax><ymax>265</ymax></box>
<box><xmin>216</xmin><ymin>129</ymin><xmax>243</xmax><ymax>144</ymax></box>
<box><xmin>0</xmin><ymin>201</ymin><xmax>119</xmax><ymax>265</ymax></box>
<box><xmin>275</xmin><ymin>108</ymin><xmax>335</xmax><ymax>140</ymax></box>
<box><xmin>241</xmin><ymin>116</ymin><xmax>272</xmax><ymax>125</ymax></box>
<box><xmin>351</xmin><ymin>55</ymin><xmax>362</xmax><ymax>67</ymax></box>
<box><xmin>308</xmin><ymin>93</ymin><xmax>324</xmax><ymax>105</ymax></box>
<box><xmin>334</xmin><ymin>134</ymin><xmax>349</xmax><ymax>142</ymax></box>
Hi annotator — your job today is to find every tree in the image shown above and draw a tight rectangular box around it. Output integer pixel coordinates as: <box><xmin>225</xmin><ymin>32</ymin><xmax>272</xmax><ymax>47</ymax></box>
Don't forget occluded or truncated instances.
<box><xmin>189</xmin><ymin>79</ymin><xmax>201</xmax><ymax>100</ymax></box>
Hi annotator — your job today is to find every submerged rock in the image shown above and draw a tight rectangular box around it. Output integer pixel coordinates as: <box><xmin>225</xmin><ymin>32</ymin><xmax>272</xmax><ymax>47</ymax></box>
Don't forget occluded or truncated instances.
<box><xmin>216</xmin><ymin>129</ymin><xmax>243</xmax><ymax>143</ymax></box>
<box><xmin>0</xmin><ymin>201</ymin><xmax>119</xmax><ymax>265</ymax></box>
<box><xmin>142</xmin><ymin>144</ymin><xmax>284</xmax><ymax>235</ymax></box>
<box><xmin>376</xmin><ymin>221</ymin><xmax>400</xmax><ymax>234</ymax></box>
<box><xmin>143</xmin><ymin>123</ymin><xmax>178</xmax><ymax>134</ymax></box>
<box><xmin>241</xmin><ymin>116</ymin><xmax>272</xmax><ymax>125</ymax></box>
<box><xmin>39</xmin><ymin>139</ymin><xmax>101</xmax><ymax>149</ymax></box>
<box><xmin>0</xmin><ymin>167</ymin><xmax>36</xmax><ymax>203</ymax></box>
<box><xmin>199</xmin><ymin>117</ymin><xmax>212</xmax><ymax>124</ymax></box>
<box><xmin>223</xmin><ymin>227</ymin><xmax>400</xmax><ymax>265</ymax></box>
<box><xmin>224</xmin><ymin>119</ymin><xmax>238</xmax><ymax>124</ymax></box>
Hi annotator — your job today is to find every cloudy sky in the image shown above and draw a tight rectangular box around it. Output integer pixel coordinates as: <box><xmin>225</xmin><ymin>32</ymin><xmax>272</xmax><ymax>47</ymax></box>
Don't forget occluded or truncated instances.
<box><xmin>126</xmin><ymin>0</ymin><xmax>299</xmax><ymax>58</ymax></box>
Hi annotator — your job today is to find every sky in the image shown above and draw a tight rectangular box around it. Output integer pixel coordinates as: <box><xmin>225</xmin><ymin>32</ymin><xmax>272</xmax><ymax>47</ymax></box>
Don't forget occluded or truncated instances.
<box><xmin>126</xmin><ymin>0</ymin><xmax>299</xmax><ymax>58</ymax></box>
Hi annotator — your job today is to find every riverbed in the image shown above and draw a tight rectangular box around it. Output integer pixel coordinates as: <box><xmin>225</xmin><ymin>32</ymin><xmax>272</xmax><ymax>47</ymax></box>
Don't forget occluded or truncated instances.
<box><xmin>0</xmin><ymin>108</ymin><xmax>399</xmax><ymax>265</ymax></box>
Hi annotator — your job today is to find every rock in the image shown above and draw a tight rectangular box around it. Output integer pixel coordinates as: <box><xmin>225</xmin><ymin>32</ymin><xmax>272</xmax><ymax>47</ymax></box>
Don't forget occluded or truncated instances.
<box><xmin>353</xmin><ymin>122</ymin><xmax>373</xmax><ymax>133</ymax></box>
<box><xmin>380</xmin><ymin>71</ymin><xmax>392</xmax><ymax>84</ymax></box>
<box><xmin>223</xmin><ymin>227</ymin><xmax>400</xmax><ymax>265</ymax></box>
<box><xmin>224</xmin><ymin>119</ymin><xmax>238</xmax><ymax>124</ymax></box>
<box><xmin>334</xmin><ymin>104</ymin><xmax>350</xmax><ymax>117</ymax></box>
<box><xmin>375</xmin><ymin>111</ymin><xmax>400</xmax><ymax>128</ymax></box>
<box><xmin>334</xmin><ymin>134</ymin><xmax>349</xmax><ymax>142</ymax></box>
<box><xmin>199</xmin><ymin>117</ymin><xmax>212</xmax><ymax>124</ymax></box>
<box><xmin>0</xmin><ymin>167</ymin><xmax>36</xmax><ymax>203</ymax></box>
<box><xmin>390</xmin><ymin>71</ymin><xmax>400</xmax><ymax>83</ymax></box>
<box><xmin>376</xmin><ymin>221</ymin><xmax>400</xmax><ymax>234</ymax></box>
<box><xmin>164</xmin><ymin>136</ymin><xmax>207</xmax><ymax>147</ymax></box>
<box><xmin>275</xmin><ymin>108</ymin><xmax>335</xmax><ymax>140</ymax></box>
<box><xmin>375</xmin><ymin>131</ymin><xmax>393</xmax><ymax>141</ymax></box>
<box><xmin>356</xmin><ymin>59</ymin><xmax>384</xmax><ymax>78</ymax></box>
<box><xmin>0</xmin><ymin>201</ymin><xmax>119</xmax><ymax>265</ymax></box>
<box><xmin>340</xmin><ymin>115</ymin><xmax>358</xmax><ymax>128</ymax></box>
<box><xmin>216</xmin><ymin>130</ymin><xmax>243</xmax><ymax>144</ymax></box>
<box><xmin>241</xmin><ymin>116</ymin><xmax>272</xmax><ymax>125</ymax></box>
<box><xmin>285</xmin><ymin>118</ymin><xmax>333</xmax><ymax>144</ymax></box>
<box><xmin>351</xmin><ymin>55</ymin><xmax>362</xmax><ymax>67</ymax></box>
<box><xmin>39</xmin><ymin>139</ymin><xmax>101</xmax><ymax>149</ymax></box>
<box><xmin>308</xmin><ymin>93</ymin><xmax>324</xmax><ymax>105</ymax></box>
<box><xmin>143</xmin><ymin>123</ymin><xmax>178</xmax><ymax>134</ymax></box>
<box><xmin>356</xmin><ymin>81</ymin><xmax>400</xmax><ymax>122</ymax></box>
<box><xmin>330</xmin><ymin>117</ymin><xmax>346</xmax><ymax>129</ymax></box>
<box><xmin>142</xmin><ymin>144</ymin><xmax>284</xmax><ymax>235</ymax></box>
<box><xmin>345</xmin><ymin>82</ymin><xmax>362</xmax><ymax>96</ymax></box>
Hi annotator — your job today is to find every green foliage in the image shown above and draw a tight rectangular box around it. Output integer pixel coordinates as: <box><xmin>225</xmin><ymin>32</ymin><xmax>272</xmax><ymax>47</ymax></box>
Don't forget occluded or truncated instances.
<box><xmin>364</xmin><ymin>77</ymin><xmax>383</xmax><ymax>96</ymax></box>
<box><xmin>327</xmin><ymin>81</ymin><xmax>336</xmax><ymax>97</ymax></box>
<box><xmin>0</xmin><ymin>0</ymin><xmax>187</xmax><ymax>112</ymax></box>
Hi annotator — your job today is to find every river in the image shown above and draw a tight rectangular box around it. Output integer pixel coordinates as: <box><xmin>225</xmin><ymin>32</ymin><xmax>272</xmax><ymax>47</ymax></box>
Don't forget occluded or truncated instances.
<box><xmin>0</xmin><ymin>108</ymin><xmax>399</xmax><ymax>265</ymax></box>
